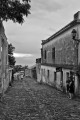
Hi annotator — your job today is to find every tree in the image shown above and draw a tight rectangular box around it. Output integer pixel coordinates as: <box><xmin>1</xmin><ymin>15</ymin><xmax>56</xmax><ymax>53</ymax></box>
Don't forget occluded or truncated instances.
<box><xmin>8</xmin><ymin>43</ymin><xmax>16</xmax><ymax>66</ymax></box>
<box><xmin>0</xmin><ymin>0</ymin><xmax>31</xmax><ymax>24</ymax></box>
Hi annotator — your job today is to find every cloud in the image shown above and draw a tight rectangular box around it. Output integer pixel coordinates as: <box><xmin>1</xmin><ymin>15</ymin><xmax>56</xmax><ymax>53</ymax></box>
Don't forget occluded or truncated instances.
<box><xmin>13</xmin><ymin>53</ymin><xmax>33</xmax><ymax>58</ymax></box>
<box><xmin>31</xmin><ymin>0</ymin><xmax>62</xmax><ymax>13</ymax></box>
<box><xmin>14</xmin><ymin>53</ymin><xmax>40</xmax><ymax>66</ymax></box>
<box><xmin>30</xmin><ymin>0</ymin><xmax>63</xmax><ymax>21</ymax></box>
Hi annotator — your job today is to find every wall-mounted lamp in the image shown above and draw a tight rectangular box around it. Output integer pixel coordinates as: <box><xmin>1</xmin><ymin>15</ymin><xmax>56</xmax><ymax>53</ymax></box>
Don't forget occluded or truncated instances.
<box><xmin>71</xmin><ymin>29</ymin><xmax>80</xmax><ymax>42</ymax></box>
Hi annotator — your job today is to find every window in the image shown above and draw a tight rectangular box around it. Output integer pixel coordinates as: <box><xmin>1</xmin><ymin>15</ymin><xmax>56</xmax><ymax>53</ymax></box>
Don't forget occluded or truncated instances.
<box><xmin>52</xmin><ymin>47</ymin><xmax>55</xmax><ymax>59</ymax></box>
<box><xmin>41</xmin><ymin>48</ymin><xmax>43</xmax><ymax>58</ymax></box>
<box><xmin>44</xmin><ymin>50</ymin><xmax>46</xmax><ymax>59</ymax></box>
<box><xmin>47</xmin><ymin>70</ymin><xmax>49</xmax><ymax>78</ymax></box>
<box><xmin>54</xmin><ymin>72</ymin><xmax>56</xmax><ymax>81</ymax></box>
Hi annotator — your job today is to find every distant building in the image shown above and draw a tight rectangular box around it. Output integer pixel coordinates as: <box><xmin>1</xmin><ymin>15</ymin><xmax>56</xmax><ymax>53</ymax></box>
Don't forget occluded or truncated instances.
<box><xmin>25</xmin><ymin>68</ymin><xmax>32</xmax><ymax>77</ymax></box>
<box><xmin>40</xmin><ymin>11</ymin><xmax>80</xmax><ymax>96</ymax></box>
<box><xmin>25</xmin><ymin>65</ymin><xmax>37</xmax><ymax>79</ymax></box>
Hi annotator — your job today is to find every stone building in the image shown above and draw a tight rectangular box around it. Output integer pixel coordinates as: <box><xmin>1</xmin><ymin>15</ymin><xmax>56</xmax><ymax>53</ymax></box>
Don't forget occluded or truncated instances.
<box><xmin>41</xmin><ymin>11</ymin><xmax>80</xmax><ymax>96</ymax></box>
<box><xmin>0</xmin><ymin>21</ymin><xmax>9</xmax><ymax>94</ymax></box>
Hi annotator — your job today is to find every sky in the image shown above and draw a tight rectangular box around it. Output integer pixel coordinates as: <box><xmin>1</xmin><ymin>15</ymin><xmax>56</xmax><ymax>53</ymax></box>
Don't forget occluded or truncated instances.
<box><xmin>3</xmin><ymin>0</ymin><xmax>80</xmax><ymax>66</ymax></box>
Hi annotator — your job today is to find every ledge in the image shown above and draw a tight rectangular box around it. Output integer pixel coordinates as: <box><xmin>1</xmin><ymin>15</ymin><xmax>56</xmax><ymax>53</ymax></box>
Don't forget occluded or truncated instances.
<box><xmin>41</xmin><ymin>63</ymin><xmax>79</xmax><ymax>70</ymax></box>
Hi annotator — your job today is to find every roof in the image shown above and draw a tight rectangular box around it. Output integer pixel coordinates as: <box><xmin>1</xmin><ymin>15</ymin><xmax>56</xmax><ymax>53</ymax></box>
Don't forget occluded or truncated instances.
<box><xmin>42</xmin><ymin>19</ymin><xmax>80</xmax><ymax>45</ymax></box>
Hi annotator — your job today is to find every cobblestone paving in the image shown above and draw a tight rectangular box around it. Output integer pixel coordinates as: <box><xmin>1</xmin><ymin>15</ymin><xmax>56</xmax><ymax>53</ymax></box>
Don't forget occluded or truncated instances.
<box><xmin>0</xmin><ymin>77</ymin><xmax>80</xmax><ymax>120</ymax></box>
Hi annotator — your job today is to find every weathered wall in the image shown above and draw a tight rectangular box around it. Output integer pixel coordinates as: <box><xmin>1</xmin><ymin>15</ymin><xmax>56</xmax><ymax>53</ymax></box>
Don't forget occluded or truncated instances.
<box><xmin>2</xmin><ymin>72</ymin><xmax>9</xmax><ymax>92</ymax></box>
<box><xmin>25</xmin><ymin>68</ymin><xmax>32</xmax><ymax>78</ymax></box>
<box><xmin>0</xmin><ymin>21</ymin><xmax>9</xmax><ymax>94</ymax></box>
<box><xmin>36</xmin><ymin>63</ymin><xmax>41</xmax><ymax>83</ymax></box>
<box><xmin>41</xmin><ymin>12</ymin><xmax>80</xmax><ymax>96</ymax></box>
<box><xmin>74</xmin><ymin>75</ymin><xmax>79</xmax><ymax>95</ymax></box>
<box><xmin>41</xmin><ymin>65</ymin><xmax>79</xmax><ymax>93</ymax></box>
<box><xmin>25</xmin><ymin>69</ymin><xmax>30</xmax><ymax>77</ymax></box>
<box><xmin>42</xmin><ymin>26</ymin><xmax>79</xmax><ymax>66</ymax></box>
<box><xmin>77</xmin><ymin>24</ymin><xmax>80</xmax><ymax>64</ymax></box>
<box><xmin>41</xmin><ymin>65</ymin><xmax>56</xmax><ymax>85</ymax></box>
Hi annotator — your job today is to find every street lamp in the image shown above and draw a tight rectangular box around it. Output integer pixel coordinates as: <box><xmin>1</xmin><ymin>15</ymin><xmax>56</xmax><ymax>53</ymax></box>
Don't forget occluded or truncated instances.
<box><xmin>71</xmin><ymin>29</ymin><xmax>80</xmax><ymax>75</ymax></box>
<box><xmin>71</xmin><ymin>29</ymin><xmax>80</xmax><ymax>42</ymax></box>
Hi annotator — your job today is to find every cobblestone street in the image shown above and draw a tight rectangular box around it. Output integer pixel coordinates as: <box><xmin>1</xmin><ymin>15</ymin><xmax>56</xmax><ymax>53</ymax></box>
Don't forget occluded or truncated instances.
<box><xmin>0</xmin><ymin>77</ymin><xmax>80</xmax><ymax>120</ymax></box>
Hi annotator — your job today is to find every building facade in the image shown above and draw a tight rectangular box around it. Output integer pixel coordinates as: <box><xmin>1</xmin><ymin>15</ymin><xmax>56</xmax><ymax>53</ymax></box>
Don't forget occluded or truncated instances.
<box><xmin>41</xmin><ymin>11</ymin><xmax>80</xmax><ymax>95</ymax></box>
<box><xmin>0</xmin><ymin>21</ymin><xmax>9</xmax><ymax>94</ymax></box>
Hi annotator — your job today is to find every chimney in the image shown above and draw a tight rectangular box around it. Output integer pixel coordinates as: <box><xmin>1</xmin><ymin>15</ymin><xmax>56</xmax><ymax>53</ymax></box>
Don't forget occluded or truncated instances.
<box><xmin>74</xmin><ymin>11</ymin><xmax>80</xmax><ymax>20</ymax></box>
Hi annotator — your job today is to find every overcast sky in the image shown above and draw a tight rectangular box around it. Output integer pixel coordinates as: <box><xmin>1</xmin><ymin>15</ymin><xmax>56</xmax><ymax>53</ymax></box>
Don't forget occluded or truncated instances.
<box><xmin>3</xmin><ymin>0</ymin><xmax>80</xmax><ymax>66</ymax></box>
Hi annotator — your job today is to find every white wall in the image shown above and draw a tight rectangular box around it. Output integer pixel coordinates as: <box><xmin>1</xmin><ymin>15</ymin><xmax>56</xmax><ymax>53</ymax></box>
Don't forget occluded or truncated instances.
<box><xmin>41</xmin><ymin>65</ymin><xmax>76</xmax><ymax>92</ymax></box>
<box><xmin>41</xmin><ymin>65</ymin><xmax>56</xmax><ymax>85</ymax></box>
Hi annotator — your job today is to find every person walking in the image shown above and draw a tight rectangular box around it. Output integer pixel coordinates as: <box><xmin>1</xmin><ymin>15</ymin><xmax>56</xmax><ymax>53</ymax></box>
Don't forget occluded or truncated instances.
<box><xmin>68</xmin><ymin>80</ymin><xmax>74</xmax><ymax>99</ymax></box>
<box><xmin>66</xmin><ymin>77</ymin><xmax>71</xmax><ymax>98</ymax></box>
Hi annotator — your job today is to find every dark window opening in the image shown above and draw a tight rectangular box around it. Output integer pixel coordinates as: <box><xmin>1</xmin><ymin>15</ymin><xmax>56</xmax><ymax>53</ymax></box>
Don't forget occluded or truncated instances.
<box><xmin>66</xmin><ymin>72</ymin><xmax>69</xmax><ymax>81</ymax></box>
<box><xmin>54</xmin><ymin>72</ymin><xmax>56</xmax><ymax>81</ymax></box>
<box><xmin>44</xmin><ymin>50</ymin><xmax>46</xmax><ymax>59</ymax></box>
<box><xmin>41</xmin><ymin>48</ymin><xmax>43</xmax><ymax>58</ymax></box>
<box><xmin>47</xmin><ymin>70</ymin><xmax>49</xmax><ymax>78</ymax></box>
<box><xmin>52</xmin><ymin>47</ymin><xmax>55</xmax><ymax>59</ymax></box>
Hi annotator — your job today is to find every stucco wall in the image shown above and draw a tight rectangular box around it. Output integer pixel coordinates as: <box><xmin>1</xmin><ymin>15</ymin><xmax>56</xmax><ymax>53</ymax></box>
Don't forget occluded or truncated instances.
<box><xmin>41</xmin><ymin>13</ymin><xmax>80</xmax><ymax>95</ymax></box>
<box><xmin>41</xmin><ymin>65</ymin><xmax>79</xmax><ymax>94</ymax></box>
<box><xmin>77</xmin><ymin>24</ymin><xmax>80</xmax><ymax>64</ymax></box>
<box><xmin>25</xmin><ymin>69</ymin><xmax>32</xmax><ymax>78</ymax></box>
<box><xmin>42</xmin><ymin>26</ymin><xmax>79</xmax><ymax>66</ymax></box>
<box><xmin>41</xmin><ymin>65</ymin><xmax>56</xmax><ymax>85</ymax></box>
<box><xmin>0</xmin><ymin>21</ymin><xmax>9</xmax><ymax>94</ymax></box>
<box><xmin>36</xmin><ymin>63</ymin><xmax>41</xmax><ymax>83</ymax></box>
<box><xmin>41</xmin><ymin>65</ymin><xmax>69</xmax><ymax>91</ymax></box>
<box><xmin>2</xmin><ymin>70</ymin><xmax>9</xmax><ymax>93</ymax></box>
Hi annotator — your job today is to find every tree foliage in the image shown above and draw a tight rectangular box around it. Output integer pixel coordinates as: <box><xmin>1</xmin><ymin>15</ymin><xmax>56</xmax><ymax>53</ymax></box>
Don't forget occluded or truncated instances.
<box><xmin>8</xmin><ymin>43</ymin><xmax>16</xmax><ymax>66</ymax></box>
<box><xmin>14</xmin><ymin>65</ymin><xmax>22</xmax><ymax>72</ymax></box>
<box><xmin>8</xmin><ymin>43</ymin><xmax>15</xmax><ymax>55</ymax></box>
<box><xmin>0</xmin><ymin>0</ymin><xmax>31</xmax><ymax>24</ymax></box>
